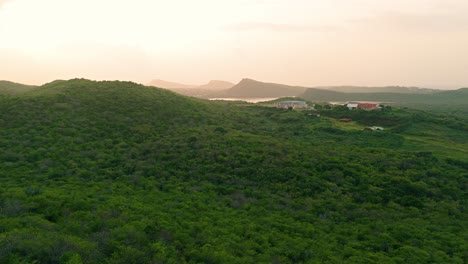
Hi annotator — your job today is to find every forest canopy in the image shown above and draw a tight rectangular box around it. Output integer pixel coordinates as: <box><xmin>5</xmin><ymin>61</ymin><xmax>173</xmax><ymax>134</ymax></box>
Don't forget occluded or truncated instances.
<box><xmin>0</xmin><ymin>79</ymin><xmax>467</xmax><ymax>263</ymax></box>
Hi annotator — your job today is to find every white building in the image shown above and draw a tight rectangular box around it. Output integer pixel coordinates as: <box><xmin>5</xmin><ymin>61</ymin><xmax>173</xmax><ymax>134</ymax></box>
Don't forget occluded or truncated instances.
<box><xmin>277</xmin><ymin>101</ymin><xmax>308</xmax><ymax>109</ymax></box>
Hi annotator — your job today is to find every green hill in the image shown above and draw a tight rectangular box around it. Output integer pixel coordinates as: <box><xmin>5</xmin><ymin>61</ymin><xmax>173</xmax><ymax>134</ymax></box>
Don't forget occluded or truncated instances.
<box><xmin>302</xmin><ymin>87</ymin><xmax>467</xmax><ymax>103</ymax></box>
<box><xmin>0</xmin><ymin>79</ymin><xmax>466</xmax><ymax>263</ymax></box>
<box><xmin>0</xmin><ymin>80</ymin><xmax>37</xmax><ymax>95</ymax></box>
<box><xmin>302</xmin><ymin>87</ymin><xmax>468</xmax><ymax>115</ymax></box>
<box><xmin>316</xmin><ymin>85</ymin><xmax>441</xmax><ymax>94</ymax></box>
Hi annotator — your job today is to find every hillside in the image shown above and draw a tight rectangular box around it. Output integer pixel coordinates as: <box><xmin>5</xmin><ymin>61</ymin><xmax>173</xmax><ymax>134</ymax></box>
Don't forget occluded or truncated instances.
<box><xmin>0</xmin><ymin>79</ymin><xmax>467</xmax><ymax>263</ymax></box>
<box><xmin>207</xmin><ymin>79</ymin><xmax>443</xmax><ymax>99</ymax></box>
<box><xmin>197</xmin><ymin>80</ymin><xmax>235</xmax><ymax>90</ymax></box>
<box><xmin>0</xmin><ymin>80</ymin><xmax>37</xmax><ymax>95</ymax></box>
<box><xmin>316</xmin><ymin>85</ymin><xmax>441</xmax><ymax>94</ymax></box>
<box><xmin>211</xmin><ymin>78</ymin><xmax>307</xmax><ymax>98</ymax></box>
<box><xmin>302</xmin><ymin>87</ymin><xmax>468</xmax><ymax>114</ymax></box>
<box><xmin>302</xmin><ymin>87</ymin><xmax>467</xmax><ymax>103</ymax></box>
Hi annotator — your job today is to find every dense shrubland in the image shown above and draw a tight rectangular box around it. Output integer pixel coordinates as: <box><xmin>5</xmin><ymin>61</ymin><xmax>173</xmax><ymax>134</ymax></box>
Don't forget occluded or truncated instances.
<box><xmin>0</xmin><ymin>80</ymin><xmax>467</xmax><ymax>263</ymax></box>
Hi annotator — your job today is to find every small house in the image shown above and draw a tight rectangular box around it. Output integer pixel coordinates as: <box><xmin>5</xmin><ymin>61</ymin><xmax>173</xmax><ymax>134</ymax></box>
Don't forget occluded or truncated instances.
<box><xmin>339</xmin><ymin>118</ymin><xmax>352</xmax><ymax>122</ymax></box>
<box><xmin>346</xmin><ymin>102</ymin><xmax>380</xmax><ymax>110</ymax></box>
<box><xmin>357</xmin><ymin>103</ymin><xmax>380</xmax><ymax>110</ymax></box>
<box><xmin>277</xmin><ymin>101</ymin><xmax>308</xmax><ymax>109</ymax></box>
<box><xmin>346</xmin><ymin>103</ymin><xmax>359</xmax><ymax>110</ymax></box>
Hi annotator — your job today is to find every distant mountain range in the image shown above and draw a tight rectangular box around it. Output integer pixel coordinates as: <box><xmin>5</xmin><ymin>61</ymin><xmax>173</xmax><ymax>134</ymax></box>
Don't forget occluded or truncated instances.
<box><xmin>204</xmin><ymin>78</ymin><xmax>445</xmax><ymax>99</ymax></box>
<box><xmin>3</xmin><ymin>78</ymin><xmax>466</xmax><ymax>114</ymax></box>
<box><xmin>197</xmin><ymin>80</ymin><xmax>236</xmax><ymax>90</ymax></box>
<box><xmin>200</xmin><ymin>78</ymin><xmax>466</xmax><ymax>114</ymax></box>
<box><xmin>209</xmin><ymin>78</ymin><xmax>307</xmax><ymax>98</ymax></box>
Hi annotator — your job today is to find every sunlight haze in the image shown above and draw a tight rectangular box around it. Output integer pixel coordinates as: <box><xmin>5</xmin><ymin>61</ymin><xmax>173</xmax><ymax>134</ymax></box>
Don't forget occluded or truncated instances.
<box><xmin>1</xmin><ymin>0</ymin><xmax>467</xmax><ymax>88</ymax></box>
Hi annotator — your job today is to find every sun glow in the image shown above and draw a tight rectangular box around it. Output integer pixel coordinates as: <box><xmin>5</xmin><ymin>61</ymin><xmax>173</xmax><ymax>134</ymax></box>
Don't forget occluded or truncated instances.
<box><xmin>1</xmin><ymin>0</ymin><xmax>467</xmax><ymax>87</ymax></box>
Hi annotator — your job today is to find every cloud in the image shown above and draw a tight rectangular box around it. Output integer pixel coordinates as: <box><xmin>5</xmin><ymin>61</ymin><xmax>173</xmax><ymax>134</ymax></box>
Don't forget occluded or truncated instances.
<box><xmin>224</xmin><ymin>22</ymin><xmax>337</xmax><ymax>32</ymax></box>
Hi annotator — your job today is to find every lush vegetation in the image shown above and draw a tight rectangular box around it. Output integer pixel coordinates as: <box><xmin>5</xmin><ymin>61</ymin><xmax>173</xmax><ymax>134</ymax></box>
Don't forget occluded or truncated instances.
<box><xmin>313</xmin><ymin>86</ymin><xmax>440</xmax><ymax>94</ymax></box>
<box><xmin>0</xmin><ymin>79</ymin><xmax>467</xmax><ymax>263</ymax></box>
<box><xmin>301</xmin><ymin>88</ymin><xmax>468</xmax><ymax>116</ymax></box>
<box><xmin>0</xmin><ymin>80</ymin><xmax>37</xmax><ymax>95</ymax></box>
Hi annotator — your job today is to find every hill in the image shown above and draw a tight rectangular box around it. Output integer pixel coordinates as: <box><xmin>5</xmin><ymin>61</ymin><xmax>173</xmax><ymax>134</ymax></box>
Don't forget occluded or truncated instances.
<box><xmin>0</xmin><ymin>80</ymin><xmax>37</xmax><ymax>95</ymax></box>
<box><xmin>212</xmin><ymin>78</ymin><xmax>307</xmax><ymax>98</ymax></box>
<box><xmin>0</xmin><ymin>79</ymin><xmax>466</xmax><ymax>263</ymax></box>
<box><xmin>316</xmin><ymin>85</ymin><xmax>441</xmax><ymax>94</ymax></box>
<box><xmin>302</xmin><ymin>87</ymin><xmax>468</xmax><ymax>114</ymax></box>
<box><xmin>302</xmin><ymin>87</ymin><xmax>467</xmax><ymax>103</ymax></box>
<box><xmin>197</xmin><ymin>80</ymin><xmax>235</xmax><ymax>90</ymax></box>
<box><xmin>207</xmin><ymin>79</ymin><xmax>443</xmax><ymax>99</ymax></box>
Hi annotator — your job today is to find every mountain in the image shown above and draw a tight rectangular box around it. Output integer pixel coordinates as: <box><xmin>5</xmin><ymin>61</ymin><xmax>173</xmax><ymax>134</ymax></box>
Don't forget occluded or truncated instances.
<box><xmin>208</xmin><ymin>80</ymin><xmax>443</xmax><ymax>99</ymax></box>
<box><xmin>0</xmin><ymin>79</ymin><xmax>466</xmax><ymax>263</ymax></box>
<box><xmin>316</xmin><ymin>85</ymin><xmax>441</xmax><ymax>94</ymax></box>
<box><xmin>212</xmin><ymin>78</ymin><xmax>307</xmax><ymax>98</ymax></box>
<box><xmin>197</xmin><ymin>80</ymin><xmax>235</xmax><ymax>90</ymax></box>
<box><xmin>147</xmin><ymin>79</ymin><xmax>197</xmax><ymax>89</ymax></box>
<box><xmin>0</xmin><ymin>80</ymin><xmax>37</xmax><ymax>95</ymax></box>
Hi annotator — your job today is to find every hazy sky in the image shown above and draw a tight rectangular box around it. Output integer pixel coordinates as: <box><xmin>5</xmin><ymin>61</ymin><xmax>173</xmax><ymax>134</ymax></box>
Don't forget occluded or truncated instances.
<box><xmin>1</xmin><ymin>0</ymin><xmax>467</xmax><ymax>88</ymax></box>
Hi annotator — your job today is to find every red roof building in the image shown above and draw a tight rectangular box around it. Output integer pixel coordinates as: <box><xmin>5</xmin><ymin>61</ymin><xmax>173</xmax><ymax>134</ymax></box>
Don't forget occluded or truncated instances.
<box><xmin>357</xmin><ymin>103</ymin><xmax>379</xmax><ymax>110</ymax></box>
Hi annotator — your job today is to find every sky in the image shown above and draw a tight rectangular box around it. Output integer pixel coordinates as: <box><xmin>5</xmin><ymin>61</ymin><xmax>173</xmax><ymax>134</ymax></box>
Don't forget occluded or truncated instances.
<box><xmin>1</xmin><ymin>0</ymin><xmax>468</xmax><ymax>88</ymax></box>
